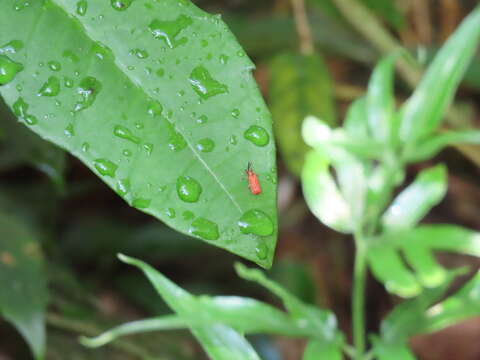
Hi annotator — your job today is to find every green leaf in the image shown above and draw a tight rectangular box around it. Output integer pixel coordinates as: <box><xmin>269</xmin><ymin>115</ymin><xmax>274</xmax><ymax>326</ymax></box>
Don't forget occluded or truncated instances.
<box><xmin>117</xmin><ymin>254</ymin><xmax>261</xmax><ymax>360</ymax></box>
<box><xmin>404</xmin><ymin>130</ymin><xmax>480</xmax><ymax>162</ymax></box>
<box><xmin>399</xmin><ymin>6</ymin><xmax>480</xmax><ymax>143</ymax></box>
<box><xmin>381</xmin><ymin>165</ymin><xmax>447</xmax><ymax>231</ymax></box>
<box><xmin>302</xmin><ymin>150</ymin><xmax>353</xmax><ymax>233</ymax></box>
<box><xmin>303</xmin><ymin>338</ymin><xmax>344</xmax><ymax>360</ymax></box>
<box><xmin>0</xmin><ymin>0</ymin><xmax>277</xmax><ymax>267</ymax></box>
<box><xmin>0</xmin><ymin>213</ymin><xmax>48</xmax><ymax>360</ymax></box>
<box><xmin>368</xmin><ymin>225</ymin><xmax>480</xmax><ymax>297</ymax></box>
<box><xmin>270</xmin><ymin>53</ymin><xmax>336</xmax><ymax>175</ymax></box>
<box><xmin>370</xmin><ymin>336</ymin><xmax>416</xmax><ymax>360</ymax></box>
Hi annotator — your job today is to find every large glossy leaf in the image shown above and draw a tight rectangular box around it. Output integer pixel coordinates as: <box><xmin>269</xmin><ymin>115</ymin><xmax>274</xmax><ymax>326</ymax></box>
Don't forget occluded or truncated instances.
<box><xmin>0</xmin><ymin>0</ymin><xmax>277</xmax><ymax>267</ymax></box>
<box><xmin>399</xmin><ymin>6</ymin><xmax>480</xmax><ymax>143</ymax></box>
<box><xmin>270</xmin><ymin>53</ymin><xmax>336</xmax><ymax>176</ymax></box>
<box><xmin>0</xmin><ymin>213</ymin><xmax>48</xmax><ymax>360</ymax></box>
<box><xmin>368</xmin><ymin>225</ymin><xmax>480</xmax><ymax>297</ymax></box>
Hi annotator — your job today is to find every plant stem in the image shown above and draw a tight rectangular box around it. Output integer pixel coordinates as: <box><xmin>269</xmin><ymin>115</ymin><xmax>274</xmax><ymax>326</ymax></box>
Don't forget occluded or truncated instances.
<box><xmin>352</xmin><ymin>231</ymin><xmax>368</xmax><ymax>359</ymax></box>
<box><xmin>290</xmin><ymin>0</ymin><xmax>315</xmax><ymax>55</ymax></box>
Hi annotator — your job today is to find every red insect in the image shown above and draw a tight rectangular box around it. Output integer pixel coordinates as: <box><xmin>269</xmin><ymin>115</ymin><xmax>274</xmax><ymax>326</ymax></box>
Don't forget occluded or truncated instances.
<box><xmin>245</xmin><ymin>162</ymin><xmax>262</xmax><ymax>195</ymax></box>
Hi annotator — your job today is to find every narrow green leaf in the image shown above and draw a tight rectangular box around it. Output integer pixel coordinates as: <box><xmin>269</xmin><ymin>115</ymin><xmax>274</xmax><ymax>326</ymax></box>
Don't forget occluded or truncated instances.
<box><xmin>0</xmin><ymin>0</ymin><xmax>277</xmax><ymax>267</ymax></box>
<box><xmin>399</xmin><ymin>6</ymin><xmax>480</xmax><ymax>143</ymax></box>
<box><xmin>344</xmin><ymin>97</ymin><xmax>368</xmax><ymax>140</ymax></box>
<box><xmin>371</xmin><ymin>337</ymin><xmax>417</xmax><ymax>360</ymax></box>
<box><xmin>382</xmin><ymin>165</ymin><xmax>447</xmax><ymax>231</ymax></box>
<box><xmin>404</xmin><ymin>130</ymin><xmax>480</xmax><ymax>162</ymax></box>
<box><xmin>270</xmin><ymin>53</ymin><xmax>336</xmax><ymax>175</ymax></box>
<box><xmin>302</xmin><ymin>150</ymin><xmax>353</xmax><ymax>233</ymax></box>
<box><xmin>0</xmin><ymin>213</ymin><xmax>48</xmax><ymax>360</ymax></box>
<box><xmin>303</xmin><ymin>338</ymin><xmax>344</xmax><ymax>360</ymax></box>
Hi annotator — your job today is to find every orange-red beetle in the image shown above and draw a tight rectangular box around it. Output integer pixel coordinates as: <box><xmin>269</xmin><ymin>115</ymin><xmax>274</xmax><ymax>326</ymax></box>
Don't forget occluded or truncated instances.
<box><xmin>245</xmin><ymin>162</ymin><xmax>262</xmax><ymax>195</ymax></box>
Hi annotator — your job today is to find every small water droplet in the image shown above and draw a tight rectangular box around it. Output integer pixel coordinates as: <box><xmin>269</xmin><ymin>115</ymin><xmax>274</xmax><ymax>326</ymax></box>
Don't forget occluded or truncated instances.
<box><xmin>82</xmin><ymin>142</ymin><xmax>90</xmax><ymax>152</ymax></box>
<box><xmin>111</xmin><ymin>0</ymin><xmax>133</xmax><ymax>11</ymax></box>
<box><xmin>147</xmin><ymin>100</ymin><xmax>163</xmax><ymax>116</ymax></box>
<box><xmin>237</xmin><ymin>50</ymin><xmax>245</xmax><ymax>57</ymax></box>
<box><xmin>166</xmin><ymin>208</ymin><xmax>176</xmax><ymax>218</ymax></box>
<box><xmin>133</xmin><ymin>198</ymin><xmax>151</xmax><ymax>209</ymax></box>
<box><xmin>156</xmin><ymin>68</ymin><xmax>165</xmax><ymax>77</ymax></box>
<box><xmin>231</xmin><ymin>108</ymin><xmax>240</xmax><ymax>118</ymax></box>
<box><xmin>16</xmin><ymin>83</ymin><xmax>23</xmax><ymax>92</ymax></box>
<box><xmin>76</xmin><ymin>0</ymin><xmax>88</xmax><ymax>16</ymax></box>
<box><xmin>13</xmin><ymin>97</ymin><xmax>28</xmax><ymax>118</ymax></box>
<box><xmin>94</xmin><ymin>158</ymin><xmax>118</xmax><ymax>177</ymax></box>
<box><xmin>176</xmin><ymin>176</ymin><xmax>202</xmax><ymax>203</ymax></box>
<box><xmin>189</xmin><ymin>65</ymin><xmax>228</xmax><ymax>99</ymax></box>
<box><xmin>255</xmin><ymin>242</ymin><xmax>268</xmax><ymax>260</ymax></box>
<box><xmin>122</xmin><ymin>149</ymin><xmax>132</xmax><ymax>157</ymax></box>
<box><xmin>149</xmin><ymin>15</ymin><xmax>193</xmax><ymax>48</ymax></box>
<box><xmin>133</xmin><ymin>48</ymin><xmax>149</xmax><ymax>59</ymax></box>
<box><xmin>114</xmin><ymin>125</ymin><xmax>140</xmax><ymax>144</ymax></box>
<box><xmin>238</xmin><ymin>209</ymin><xmax>274</xmax><ymax>236</ymax></box>
<box><xmin>143</xmin><ymin>143</ymin><xmax>153</xmax><ymax>155</ymax></box>
<box><xmin>189</xmin><ymin>217</ymin><xmax>219</xmax><ymax>240</ymax></box>
<box><xmin>25</xmin><ymin>115</ymin><xmax>38</xmax><ymax>125</ymax></box>
<box><xmin>74</xmin><ymin>76</ymin><xmax>102</xmax><ymax>112</ymax></box>
<box><xmin>48</xmin><ymin>60</ymin><xmax>62</xmax><ymax>72</ymax></box>
<box><xmin>0</xmin><ymin>40</ymin><xmax>24</xmax><ymax>54</ymax></box>
<box><xmin>219</xmin><ymin>54</ymin><xmax>229</xmax><ymax>64</ymax></box>
<box><xmin>196</xmin><ymin>114</ymin><xmax>208</xmax><ymax>124</ymax></box>
<box><xmin>244</xmin><ymin>125</ymin><xmax>270</xmax><ymax>147</ymax></box>
<box><xmin>64</xmin><ymin>77</ymin><xmax>74</xmax><ymax>88</ymax></box>
<box><xmin>65</xmin><ymin>123</ymin><xmax>75</xmax><ymax>137</ymax></box>
<box><xmin>229</xmin><ymin>135</ymin><xmax>237</xmax><ymax>145</ymax></box>
<box><xmin>0</xmin><ymin>55</ymin><xmax>23</xmax><ymax>85</ymax></box>
<box><xmin>116</xmin><ymin>178</ymin><xmax>130</xmax><ymax>196</ymax></box>
<box><xmin>38</xmin><ymin>76</ymin><xmax>60</xmax><ymax>97</ymax></box>
<box><xmin>196</xmin><ymin>138</ymin><xmax>215</xmax><ymax>152</ymax></box>
<box><xmin>167</xmin><ymin>123</ymin><xmax>187</xmax><ymax>151</ymax></box>
<box><xmin>14</xmin><ymin>0</ymin><xmax>31</xmax><ymax>11</ymax></box>
<box><xmin>182</xmin><ymin>210</ymin><xmax>194</xmax><ymax>220</ymax></box>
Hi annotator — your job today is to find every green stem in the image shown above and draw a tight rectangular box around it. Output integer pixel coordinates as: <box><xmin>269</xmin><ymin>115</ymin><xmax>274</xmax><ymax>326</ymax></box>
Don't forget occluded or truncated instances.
<box><xmin>352</xmin><ymin>232</ymin><xmax>368</xmax><ymax>359</ymax></box>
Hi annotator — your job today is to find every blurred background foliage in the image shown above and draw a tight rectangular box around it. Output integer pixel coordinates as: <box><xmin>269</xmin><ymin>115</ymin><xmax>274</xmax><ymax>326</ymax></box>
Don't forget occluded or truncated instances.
<box><xmin>1</xmin><ymin>0</ymin><xmax>479</xmax><ymax>359</ymax></box>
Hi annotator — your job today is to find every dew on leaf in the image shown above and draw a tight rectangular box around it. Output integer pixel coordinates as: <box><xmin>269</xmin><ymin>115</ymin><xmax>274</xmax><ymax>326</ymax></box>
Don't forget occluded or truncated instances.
<box><xmin>113</xmin><ymin>125</ymin><xmax>140</xmax><ymax>144</ymax></box>
<box><xmin>76</xmin><ymin>0</ymin><xmax>88</xmax><ymax>16</ymax></box>
<box><xmin>111</xmin><ymin>0</ymin><xmax>133</xmax><ymax>11</ymax></box>
<box><xmin>255</xmin><ymin>242</ymin><xmax>268</xmax><ymax>260</ymax></box>
<box><xmin>133</xmin><ymin>198</ymin><xmax>151</xmax><ymax>209</ymax></box>
<box><xmin>196</xmin><ymin>114</ymin><xmax>208</xmax><ymax>124</ymax></box>
<box><xmin>94</xmin><ymin>158</ymin><xmax>118</xmax><ymax>177</ymax></box>
<box><xmin>122</xmin><ymin>149</ymin><xmax>132</xmax><ymax>157</ymax></box>
<box><xmin>149</xmin><ymin>15</ymin><xmax>193</xmax><ymax>49</ymax></box>
<box><xmin>219</xmin><ymin>54</ymin><xmax>229</xmax><ymax>64</ymax></box>
<box><xmin>229</xmin><ymin>135</ymin><xmax>237</xmax><ymax>145</ymax></box>
<box><xmin>147</xmin><ymin>100</ymin><xmax>163</xmax><ymax>116</ymax></box>
<box><xmin>48</xmin><ymin>61</ymin><xmax>62</xmax><ymax>72</ymax></box>
<box><xmin>167</xmin><ymin>123</ymin><xmax>187</xmax><ymax>151</ymax></box>
<box><xmin>62</xmin><ymin>50</ymin><xmax>79</xmax><ymax>63</ymax></box>
<box><xmin>64</xmin><ymin>77</ymin><xmax>74</xmax><ymax>88</ymax></box>
<box><xmin>231</xmin><ymin>108</ymin><xmax>240</xmax><ymax>118</ymax></box>
<box><xmin>244</xmin><ymin>125</ymin><xmax>270</xmax><ymax>147</ymax></box>
<box><xmin>38</xmin><ymin>76</ymin><xmax>60</xmax><ymax>97</ymax></box>
<box><xmin>176</xmin><ymin>176</ymin><xmax>202</xmax><ymax>203</ymax></box>
<box><xmin>166</xmin><ymin>208</ymin><xmax>176</xmax><ymax>218</ymax></box>
<box><xmin>64</xmin><ymin>123</ymin><xmax>75</xmax><ymax>137</ymax></box>
<box><xmin>133</xmin><ymin>48</ymin><xmax>149</xmax><ymax>59</ymax></box>
<box><xmin>24</xmin><ymin>115</ymin><xmax>38</xmax><ymax>125</ymax></box>
<box><xmin>12</xmin><ymin>97</ymin><xmax>28</xmax><ymax>118</ymax></box>
<box><xmin>13</xmin><ymin>0</ymin><xmax>30</xmax><ymax>11</ymax></box>
<box><xmin>156</xmin><ymin>68</ymin><xmax>165</xmax><ymax>77</ymax></box>
<box><xmin>81</xmin><ymin>142</ymin><xmax>90</xmax><ymax>152</ymax></box>
<box><xmin>143</xmin><ymin>143</ymin><xmax>153</xmax><ymax>155</ymax></box>
<box><xmin>74</xmin><ymin>76</ymin><xmax>102</xmax><ymax>112</ymax></box>
<box><xmin>238</xmin><ymin>209</ymin><xmax>274</xmax><ymax>236</ymax></box>
<box><xmin>0</xmin><ymin>40</ymin><xmax>24</xmax><ymax>55</ymax></box>
<box><xmin>182</xmin><ymin>210</ymin><xmax>194</xmax><ymax>220</ymax></box>
<box><xmin>189</xmin><ymin>65</ymin><xmax>228</xmax><ymax>100</ymax></box>
<box><xmin>196</xmin><ymin>138</ymin><xmax>215</xmax><ymax>152</ymax></box>
<box><xmin>0</xmin><ymin>55</ymin><xmax>23</xmax><ymax>85</ymax></box>
<box><xmin>189</xmin><ymin>217</ymin><xmax>219</xmax><ymax>240</ymax></box>
<box><xmin>116</xmin><ymin>178</ymin><xmax>130</xmax><ymax>196</ymax></box>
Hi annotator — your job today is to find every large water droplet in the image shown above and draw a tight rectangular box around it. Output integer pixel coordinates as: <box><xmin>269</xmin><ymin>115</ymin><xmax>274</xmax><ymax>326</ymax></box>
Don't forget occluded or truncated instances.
<box><xmin>114</xmin><ymin>125</ymin><xmax>140</xmax><ymax>144</ymax></box>
<box><xmin>196</xmin><ymin>138</ymin><xmax>215</xmax><ymax>152</ymax></box>
<box><xmin>255</xmin><ymin>241</ymin><xmax>268</xmax><ymax>260</ymax></box>
<box><xmin>0</xmin><ymin>55</ymin><xmax>23</xmax><ymax>85</ymax></box>
<box><xmin>238</xmin><ymin>209</ymin><xmax>274</xmax><ymax>236</ymax></box>
<box><xmin>244</xmin><ymin>125</ymin><xmax>270</xmax><ymax>147</ymax></box>
<box><xmin>76</xmin><ymin>0</ymin><xmax>88</xmax><ymax>16</ymax></box>
<box><xmin>189</xmin><ymin>217</ymin><xmax>219</xmax><ymax>240</ymax></box>
<box><xmin>111</xmin><ymin>0</ymin><xmax>133</xmax><ymax>11</ymax></box>
<box><xmin>176</xmin><ymin>176</ymin><xmax>202</xmax><ymax>203</ymax></box>
<box><xmin>0</xmin><ymin>40</ymin><xmax>24</xmax><ymax>54</ymax></box>
<box><xmin>133</xmin><ymin>198</ymin><xmax>151</xmax><ymax>209</ymax></box>
<box><xmin>189</xmin><ymin>65</ymin><xmax>228</xmax><ymax>100</ymax></box>
<box><xmin>116</xmin><ymin>178</ymin><xmax>130</xmax><ymax>196</ymax></box>
<box><xmin>166</xmin><ymin>123</ymin><xmax>187</xmax><ymax>151</ymax></box>
<box><xmin>94</xmin><ymin>158</ymin><xmax>118</xmax><ymax>177</ymax></box>
<box><xmin>149</xmin><ymin>15</ymin><xmax>193</xmax><ymax>48</ymax></box>
<box><xmin>74</xmin><ymin>76</ymin><xmax>102</xmax><ymax>112</ymax></box>
<box><xmin>38</xmin><ymin>76</ymin><xmax>60</xmax><ymax>97</ymax></box>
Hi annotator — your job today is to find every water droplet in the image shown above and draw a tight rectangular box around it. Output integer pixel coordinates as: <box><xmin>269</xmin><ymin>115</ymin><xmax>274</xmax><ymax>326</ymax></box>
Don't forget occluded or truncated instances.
<box><xmin>156</xmin><ymin>68</ymin><xmax>165</xmax><ymax>77</ymax></box>
<box><xmin>13</xmin><ymin>97</ymin><xmax>28</xmax><ymax>118</ymax></box>
<box><xmin>238</xmin><ymin>209</ymin><xmax>274</xmax><ymax>236</ymax></box>
<box><xmin>196</xmin><ymin>114</ymin><xmax>208</xmax><ymax>124</ymax></box>
<box><xmin>82</xmin><ymin>142</ymin><xmax>90</xmax><ymax>152</ymax></box>
<box><xmin>94</xmin><ymin>158</ymin><xmax>118</xmax><ymax>177</ymax></box>
<box><xmin>16</xmin><ymin>84</ymin><xmax>23</xmax><ymax>92</ymax></box>
<box><xmin>182</xmin><ymin>210</ymin><xmax>194</xmax><ymax>220</ymax></box>
<box><xmin>149</xmin><ymin>15</ymin><xmax>193</xmax><ymax>48</ymax></box>
<box><xmin>231</xmin><ymin>108</ymin><xmax>240</xmax><ymax>118</ymax></box>
<box><xmin>0</xmin><ymin>40</ymin><xmax>24</xmax><ymax>54</ymax></box>
<box><xmin>133</xmin><ymin>48</ymin><xmax>149</xmax><ymax>59</ymax></box>
<box><xmin>143</xmin><ymin>143</ymin><xmax>153</xmax><ymax>155</ymax></box>
<box><xmin>48</xmin><ymin>60</ymin><xmax>62</xmax><ymax>72</ymax></box>
<box><xmin>116</xmin><ymin>178</ymin><xmax>130</xmax><ymax>196</ymax></box>
<box><xmin>147</xmin><ymin>100</ymin><xmax>163</xmax><ymax>116</ymax></box>
<box><xmin>244</xmin><ymin>125</ymin><xmax>270</xmax><ymax>147</ymax></box>
<box><xmin>76</xmin><ymin>0</ymin><xmax>88</xmax><ymax>16</ymax></box>
<box><xmin>64</xmin><ymin>77</ymin><xmax>74</xmax><ymax>88</ymax></box>
<box><xmin>167</xmin><ymin>123</ymin><xmax>187</xmax><ymax>151</ymax></box>
<box><xmin>133</xmin><ymin>198</ymin><xmax>151</xmax><ymax>209</ymax></box>
<box><xmin>166</xmin><ymin>208</ymin><xmax>176</xmax><ymax>218</ymax></box>
<box><xmin>196</xmin><ymin>138</ymin><xmax>215</xmax><ymax>152</ymax></box>
<box><xmin>74</xmin><ymin>76</ymin><xmax>102</xmax><ymax>112</ymax></box>
<box><xmin>219</xmin><ymin>54</ymin><xmax>229</xmax><ymax>64</ymax></box>
<box><xmin>229</xmin><ymin>135</ymin><xmax>237</xmax><ymax>145</ymax></box>
<box><xmin>25</xmin><ymin>115</ymin><xmax>38</xmax><ymax>125</ymax></box>
<box><xmin>189</xmin><ymin>65</ymin><xmax>228</xmax><ymax>99</ymax></box>
<box><xmin>122</xmin><ymin>149</ymin><xmax>132</xmax><ymax>157</ymax></box>
<box><xmin>64</xmin><ymin>123</ymin><xmax>75</xmax><ymax>137</ymax></box>
<box><xmin>62</xmin><ymin>50</ymin><xmax>79</xmax><ymax>63</ymax></box>
<box><xmin>176</xmin><ymin>176</ymin><xmax>202</xmax><ymax>203</ymax></box>
<box><xmin>14</xmin><ymin>0</ymin><xmax>31</xmax><ymax>11</ymax></box>
<box><xmin>189</xmin><ymin>217</ymin><xmax>219</xmax><ymax>240</ymax></box>
<box><xmin>114</xmin><ymin>125</ymin><xmax>140</xmax><ymax>144</ymax></box>
<box><xmin>255</xmin><ymin>242</ymin><xmax>268</xmax><ymax>260</ymax></box>
<box><xmin>237</xmin><ymin>50</ymin><xmax>245</xmax><ymax>57</ymax></box>
<box><xmin>38</xmin><ymin>76</ymin><xmax>60</xmax><ymax>97</ymax></box>
<box><xmin>111</xmin><ymin>0</ymin><xmax>133</xmax><ymax>11</ymax></box>
<box><xmin>0</xmin><ymin>55</ymin><xmax>23</xmax><ymax>85</ymax></box>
